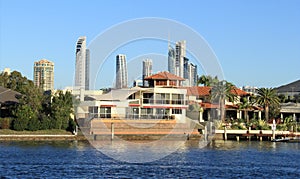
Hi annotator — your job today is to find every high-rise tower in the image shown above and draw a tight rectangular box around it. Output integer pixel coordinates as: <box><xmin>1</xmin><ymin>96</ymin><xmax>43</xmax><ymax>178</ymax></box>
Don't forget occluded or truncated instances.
<box><xmin>142</xmin><ymin>59</ymin><xmax>152</xmax><ymax>87</ymax></box>
<box><xmin>168</xmin><ymin>45</ymin><xmax>176</xmax><ymax>75</ymax></box>
<box><xmin>116</xmin><ymin>54</ymin><xmax>128</xmax><ymax>89</ymax></box>
<box><xmin>175</xmin><ymin>40</ymin><xmax>186</xmax><ymax>78</ymax></box>
<box><xmin>75</xmin><ymin>36</ymin><xmax>90</xmax><ymax>90</ymax></box>
<box><xmin>33</xmin><ymin>59</ymin><xmax>54</xmax><ymax>91</ymax></box>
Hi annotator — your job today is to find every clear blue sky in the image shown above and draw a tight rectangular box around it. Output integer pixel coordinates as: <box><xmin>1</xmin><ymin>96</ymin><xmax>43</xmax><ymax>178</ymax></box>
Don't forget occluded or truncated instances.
<box><xmin>1</xmin><ymin>0</ymin><xmax>299</xmax><ymax>89</ymax></box>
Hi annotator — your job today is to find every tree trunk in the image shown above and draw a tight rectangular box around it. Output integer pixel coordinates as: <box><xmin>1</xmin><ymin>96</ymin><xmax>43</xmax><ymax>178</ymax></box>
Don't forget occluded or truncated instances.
<box><xmin>244</xmin><ymin>110</ymin><xmax>249</xmax><ymax>123</ymax></box>
<box><xmin>220</xmin><ymin>98</ymin><xmax>226</xmax><ymax>123</ymax></box>
<box><xmin>265</xmin><ymin>105</ymin><xmax>269</xmax><ymax>122</ymax></box>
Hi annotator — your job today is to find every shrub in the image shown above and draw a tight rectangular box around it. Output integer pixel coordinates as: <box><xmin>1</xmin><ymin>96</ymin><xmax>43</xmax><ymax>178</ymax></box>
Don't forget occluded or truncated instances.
<box><xmin>0</xmin><ymin>118</ymin><xmax>12</xmax><ymax>129</ymax></box>
<box><xmin>27</xmin><ymin>118</ymin><xmax>41</xmax><ymax>131</ymax></box>
<box><xmin>12</xmin><ymin>118</ymin><xmax>28</xmax><ymax>131</ymax></box>
<box><xmin>231</xmin><ymin>123</ymin><xmax>246</xmax><ymax>130</ymax></box>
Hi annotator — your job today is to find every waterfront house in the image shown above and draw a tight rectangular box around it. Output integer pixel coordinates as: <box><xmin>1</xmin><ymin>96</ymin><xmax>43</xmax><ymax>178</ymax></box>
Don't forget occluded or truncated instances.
<box><xmin>77</xmin><ymin>71</ymin><xmax>189</xmax><ymax>122</ymax></box>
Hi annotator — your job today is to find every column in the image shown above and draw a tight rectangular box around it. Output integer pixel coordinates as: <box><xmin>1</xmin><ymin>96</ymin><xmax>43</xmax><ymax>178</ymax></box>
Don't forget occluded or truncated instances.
<box><xmin>199</xmin><ymin>107</ymin><xmax>204</xmax><ymax>122</ymax></box>
<box><xmin>237</xmin><ymin>110</ymin><xmax>240</xmax><ymax>119</ymax></box>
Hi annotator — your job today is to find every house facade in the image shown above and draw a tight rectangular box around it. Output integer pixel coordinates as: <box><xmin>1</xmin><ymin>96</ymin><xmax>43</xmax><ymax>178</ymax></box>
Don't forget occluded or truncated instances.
<box><xmin>77</xmin><ymin>72</ymin><xmax>189</xmax><ymax>122</ymax></box>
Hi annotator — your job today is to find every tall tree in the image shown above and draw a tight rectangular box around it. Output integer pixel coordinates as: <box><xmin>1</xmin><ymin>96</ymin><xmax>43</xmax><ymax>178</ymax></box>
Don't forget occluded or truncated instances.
<box><xmin>238</xmin><ymin>97</ymin><xmax>253</xmax><ymax>123</ymax></box>
<box><xmin>51</xmin><ymin>91</ymin><xmax>73</xmax><ymax>130</ymax></box>
<box><xmin>197</xmin><ymin>75</ymin><xmax>219</xmax><ymax>86</ymax></box>
<box><xmin>256</xmin><ymin>88</ymin><xmax>280</xmax><ymax>122</ymax></box>
<box><xmin>211</xmin><ymin>81</ymin><xmax>236</xmax><ymax>123</ymax></box>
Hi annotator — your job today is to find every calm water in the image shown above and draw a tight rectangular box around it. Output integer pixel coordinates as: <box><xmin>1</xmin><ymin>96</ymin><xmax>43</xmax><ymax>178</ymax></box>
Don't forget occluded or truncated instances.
<box><xmin>0</xmin><ymin>140</ymin><xmax>299</xmax><ymax>178</ymax></box>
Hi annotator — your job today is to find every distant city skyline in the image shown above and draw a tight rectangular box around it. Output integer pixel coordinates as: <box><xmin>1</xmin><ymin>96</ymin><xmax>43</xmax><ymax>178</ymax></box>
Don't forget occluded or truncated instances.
<box><xmin>1</xmin><ymin>1</ymin><xmax>299</xmax><ymax>88</ymax></box>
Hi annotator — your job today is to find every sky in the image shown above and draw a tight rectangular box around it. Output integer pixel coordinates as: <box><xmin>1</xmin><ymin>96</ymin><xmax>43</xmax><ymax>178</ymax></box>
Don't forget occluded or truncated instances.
<box><xmin>0</xmin><ymin>0</ymin><xmax>299</xmax><ymax>89</ymax></box>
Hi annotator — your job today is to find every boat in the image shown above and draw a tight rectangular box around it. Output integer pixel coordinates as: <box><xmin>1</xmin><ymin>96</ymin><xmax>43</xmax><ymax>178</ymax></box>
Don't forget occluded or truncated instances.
<box><xmin>271</xmin><ymin>138</ymin><xmax>290</xmax><ymax>142</ymax></box>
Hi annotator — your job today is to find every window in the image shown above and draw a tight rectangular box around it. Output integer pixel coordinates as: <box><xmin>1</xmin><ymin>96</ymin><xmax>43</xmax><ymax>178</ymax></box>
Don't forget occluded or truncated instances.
<box><xmin>171</xmin><ymin>94</ymin><xmax>184</xmax><ymax>104</ymax></box>
<box><xmin>156</xmin><ymin>93</ymin><xmax>170</xmax><ymax>104</ymax></box>
<box><xmin>143</xmin><ymin>93</ymin><xmax>154</xmax><ymax>104</ymax></box>
<box><xmin>100</xmin><ymin>107</ymin><xmax>111</xmax><ymax>118</ymax></box>
<box><xmin>172</xmin><ymin>109</ymin><xmax>182</xmax><ymax>114</ymax></box>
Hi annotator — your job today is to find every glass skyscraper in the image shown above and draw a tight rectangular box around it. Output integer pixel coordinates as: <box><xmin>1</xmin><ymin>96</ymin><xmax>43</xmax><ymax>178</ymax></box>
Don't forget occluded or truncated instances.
<box><xmin>75</xmin><ymin>36</ymin><xmax>90</xmax><ymax>90</ymax></box>
<box><xmin>116</xmin><ymin>54</ymin><xmax>128</xmax><ymax>89</ymax></box>
<box><xmin>142</xmin><ymin>59</ymin><xmax>152</xmax><ymax>87</ymax></box>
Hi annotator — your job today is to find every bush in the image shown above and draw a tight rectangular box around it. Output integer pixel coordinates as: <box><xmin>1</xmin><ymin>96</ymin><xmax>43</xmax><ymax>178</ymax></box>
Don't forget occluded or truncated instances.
<box><xmin>231</xmin><ymin>123</ymin><xmax>246</xmax><ymax>130</ymax></box>
<box><xmin>251</xmin><ymin>119</ymin><xmax>270</xmax><ymax>130</ymax></box>
<box><xmin>27</xmin><ymin>118</ymin><xmax>41</xmax><ymax>131</ymax></box>
<box><xmin>40</xmin><ymin>118</ymin><xmax>52</xmax><ymax>130</ymax></box>
<box><xmin>13</xmin><ymin>118</ymin><xmax>28</xmax><ymax>131</ymax></box>
<box><xmin>0</xmin><ymin>118</ymin><xmax>12</xmax><ymax>129</ymax></box>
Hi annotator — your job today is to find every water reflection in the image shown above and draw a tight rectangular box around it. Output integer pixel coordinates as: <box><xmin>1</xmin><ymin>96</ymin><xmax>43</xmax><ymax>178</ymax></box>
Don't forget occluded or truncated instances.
<box><xmin>1</xmin><ymin>140</ymin><xmax>299</xmax><ymax>178</ymax></box>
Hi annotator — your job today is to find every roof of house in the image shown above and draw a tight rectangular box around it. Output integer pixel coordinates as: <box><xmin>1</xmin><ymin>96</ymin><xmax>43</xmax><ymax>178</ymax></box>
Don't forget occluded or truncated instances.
<box><xmin>91</xmin><ymin>89</ymin><xmax>140</xmax><ymax>101</ymax></box>
<box><xmin>183</xmin><ymin>86</ymin><xmax>249</xmax><ymax>97</ymax></box>
<box><xmin>275</xmin><ymin>79</ymin><xmax>300</xmax><ymax>93</ymax></box>
<box><xmin>230</xmin><ymin>87</ymin><xmax>249</xmax><ymax>96</ymax></box>
<box><xmin>144</xmin><ymin>71</ymin><xmax>185</xmax><ymax>81</ymax></box>
<box><xmin>182</xmin><ymin>86</ymin><xmax>211</xmax><ymax>96</ymax></box>
<box><xmin>0</xmin><ymin>86</ymin><xmax>21</xmax><ymax>104</ymax></box>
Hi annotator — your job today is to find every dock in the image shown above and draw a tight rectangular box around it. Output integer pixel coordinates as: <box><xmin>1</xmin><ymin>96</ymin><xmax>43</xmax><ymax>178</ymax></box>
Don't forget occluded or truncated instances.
<box><xmin>215</xmin><ymin>129</ymin><xmax>300</xmax><ymax>141</ymax></box>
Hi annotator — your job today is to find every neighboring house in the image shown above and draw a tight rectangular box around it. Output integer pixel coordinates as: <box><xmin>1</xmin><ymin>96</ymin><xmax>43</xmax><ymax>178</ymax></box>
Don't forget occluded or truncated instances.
<box><xmin>275</xmin><ymin>79</ymin><xmax>300</xmax><ymax>121</ymax></box>
<box><xmin>0</xmin><ymin>86</ymin><xmax>20</xmax><ymax>117</ymax></box>
<box><xmin>183</xmin><ymin>86</ymin><xmax>262</xmax><ymax>121</ymax></box>
<box><xmin>275</xmin><ymin>79</ymin><xmax>300</xmax><ymax>97</ymax></box>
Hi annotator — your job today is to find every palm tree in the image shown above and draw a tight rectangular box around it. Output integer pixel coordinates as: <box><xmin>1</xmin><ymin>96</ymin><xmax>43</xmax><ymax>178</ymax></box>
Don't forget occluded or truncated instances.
<box><xmin>238</xmin><ymin>97</ymin><xmax>252</xmax><ymax>123</ymax></box>
<box><xmin>197</xmin><ymin>75</ymin><xmax>219</xmax><ymax>86</ymax></box>
<box><xmin>211</xmin><ymin>80</ymin><xmax>237</xmax><ymax>123</ymax></box>
<box><xmin>256</xmin><ymin>88</ymin><xmax>280</xmax><ymax>122</ymax></box>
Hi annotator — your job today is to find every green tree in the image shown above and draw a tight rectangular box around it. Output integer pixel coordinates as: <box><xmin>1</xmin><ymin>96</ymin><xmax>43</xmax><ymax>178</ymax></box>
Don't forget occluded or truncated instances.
<box><xmin>238</xmin><ymin>97</ymin><xmax>251</xmax><ymax>123</ymax></box>
<box><xmin>256</xmin><ymin>88</ymin><xmax>280</xmax><ymax>122</ymax></box>
<box><xmin>197</xmin><ymin>75</ymin><xmax>219</xmax><ymax>86</ymax></box>
<box><xmin>211</xmin><ymin>81</ymin><xmax>237</xmax><ymax>123</ymax></box>
<box><xmin>51</xmin><ymin>91</ymin><xmax>73</xmax><ymax>130</ymax></box>
<box><xmin>13</xmin><ymin>105</ymin><xmax>37</xmax><ymax>131</ymax></box>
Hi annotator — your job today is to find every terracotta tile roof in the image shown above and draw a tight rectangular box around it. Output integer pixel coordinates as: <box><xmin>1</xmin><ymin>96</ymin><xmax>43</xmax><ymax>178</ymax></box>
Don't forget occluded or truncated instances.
<box><xmin>182</xmin><ymin>86</ymin><xmax>211</xmax><ymax>96</ymax></box>
<box><xmin>230</xmin><ymin>87</ymin><xmax>249</xmax><ymax>96</ymax></box>
<box><xmin>183</xmin><ymin>86</ymin><xmax>248</xmax><ymax>97</ymax></box>
<box><xmin>200</xmin><ymin>102</ymin><xmax>240</xmax><ymax>109</ymax></box>
<box><xmin>144</xmin><ymin>71</ymin><xmax>185</xmax><ymax>81</ymax></box>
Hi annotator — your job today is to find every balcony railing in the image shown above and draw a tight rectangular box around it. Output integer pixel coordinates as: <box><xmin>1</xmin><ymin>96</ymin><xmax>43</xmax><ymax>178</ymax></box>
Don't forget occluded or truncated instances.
<box><xmin>143</xmin><ymin>99</ymin><xmax>187</xmax><ymax>105</ymax></box>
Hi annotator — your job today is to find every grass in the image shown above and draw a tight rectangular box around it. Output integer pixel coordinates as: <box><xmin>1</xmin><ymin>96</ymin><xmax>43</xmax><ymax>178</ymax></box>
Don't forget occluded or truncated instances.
<box><xmin>0</xmin><ymin>129</ymin><xmax>73</xmax><ymax>135</ymax></box>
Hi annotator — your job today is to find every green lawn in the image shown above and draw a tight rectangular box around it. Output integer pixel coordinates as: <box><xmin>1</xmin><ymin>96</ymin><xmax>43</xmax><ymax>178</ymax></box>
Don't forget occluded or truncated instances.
<box><xmin>0</xmin><ymin>129</ymin><xmax>73</xmax><ymax>135</ymax></box>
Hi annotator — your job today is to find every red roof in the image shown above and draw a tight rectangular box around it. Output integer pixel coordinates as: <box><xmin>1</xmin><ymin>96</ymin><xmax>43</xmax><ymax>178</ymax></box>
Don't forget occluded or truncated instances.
<box><xmin>200</xmin><ymin>102</ymin><xmax>240</xmax><ymax>109</ymax></box>
<box><xmin>230</xmin><ymin>87</ymin><xmax>249</xmax><ymax>96</ymax></box>
<box><xmin>182</xmin><ymin>86</ymin><xmax>211</xmax><ymax>96</ymax></box>
<box><xmin>144</xmin><ymin>71</ymin><xmax>185</xmax><ymax>81</ymax></box>
<box><xmin>183</xmin><ymin>86</ymin><xmax>248</xmax><ymax>97</ymax></box>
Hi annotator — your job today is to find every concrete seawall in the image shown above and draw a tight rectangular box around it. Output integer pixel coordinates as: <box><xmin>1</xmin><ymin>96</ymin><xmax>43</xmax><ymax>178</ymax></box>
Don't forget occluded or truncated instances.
<box><xmin>0</xmin><ymin>134</ymin><xmax>86</xmax><ymax>141</ymax></box>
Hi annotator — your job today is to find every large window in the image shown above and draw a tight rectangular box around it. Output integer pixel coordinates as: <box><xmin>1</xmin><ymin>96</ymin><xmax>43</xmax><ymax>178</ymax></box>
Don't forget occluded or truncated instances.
<box><xmin>171</xmin><ymin>94</ymin><xmax>184</xmax><ymax>104</ymax></box>
<box><xmin>156</xmin><ymin>93</ymin><xmax>170</xmax><ymax>104</ymax></box>
<box><xmin>172</xmin><ymin>109</ymin><xmax>182</xmax><ymax>114</ymax></box>
<box><xmin>140</xmin><ymin>108</ymin><xmax>153</xmax><ymax>119</ymax></box>
<box><xmin>143</xmin><ymin>93</ymin><xmax>154</xmax><ymax>104</ymax></box>
<box><xmin>155</xmin><ymin>80</ymin><xmax>167</xmax><ymax>86</ymax></box>
<box><xmin>100</xmin><ymin>107</ymin><xmax>111</xmax><ymax>118</ymax></box>
<box><xmin>88</xmin><ymin>106</ymin><xmax>99</xmax><ymax>118</ymax></box>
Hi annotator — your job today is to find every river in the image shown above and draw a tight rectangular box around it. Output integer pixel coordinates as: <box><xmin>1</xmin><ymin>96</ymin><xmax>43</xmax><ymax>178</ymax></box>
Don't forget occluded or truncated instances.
<box><xmin>0</xmin><ymin>140</ymin><xmax>299</xmax><ymax>178</ymax></box>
